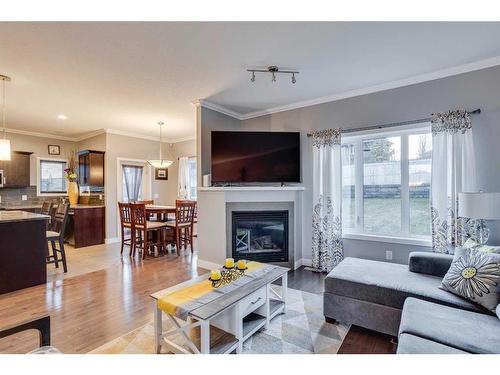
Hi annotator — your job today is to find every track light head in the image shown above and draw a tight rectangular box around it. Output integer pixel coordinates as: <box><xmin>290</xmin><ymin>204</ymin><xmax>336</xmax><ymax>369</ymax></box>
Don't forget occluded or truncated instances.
<box><xmin>250</xmin><ymin>71</ymin><xmax>255</xmax><ymax>82</ymax></box>
<box><xmin>292</xmin><ymin>73</ymin><xmax>296</xmax><ymax>84</ymax></box>
<box><xmin>272</xmin><ymin>72</ymin><xmax>276</xmax><ymax>82</ymax></box>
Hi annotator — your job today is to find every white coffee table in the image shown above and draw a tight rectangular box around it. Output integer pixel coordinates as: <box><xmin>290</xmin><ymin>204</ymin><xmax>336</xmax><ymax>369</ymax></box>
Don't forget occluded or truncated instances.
<box><xmin>151</xmin><ymin>266</ymin><xmax>288</xmax><ymax>354</ymax></box>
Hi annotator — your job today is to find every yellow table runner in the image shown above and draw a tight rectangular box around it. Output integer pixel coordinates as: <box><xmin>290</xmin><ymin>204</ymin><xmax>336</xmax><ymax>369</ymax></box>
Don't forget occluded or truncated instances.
<box><xmin>157</xmin><ymin>261</ymin><xmax>265</xmax><ymax>317</ymax></box>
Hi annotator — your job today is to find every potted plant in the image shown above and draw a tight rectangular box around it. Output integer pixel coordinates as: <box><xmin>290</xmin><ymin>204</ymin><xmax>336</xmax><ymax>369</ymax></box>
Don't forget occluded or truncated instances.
<box><xmin>65</xmin><ymin>151</ymin><xmax>79</xmax><ymax>205</ymax></box>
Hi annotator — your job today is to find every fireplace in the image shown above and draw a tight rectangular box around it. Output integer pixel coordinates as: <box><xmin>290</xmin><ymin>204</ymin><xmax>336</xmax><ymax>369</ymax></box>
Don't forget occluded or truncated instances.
<box><xmin>231</xmin><ymin>210</ymin><xmax>289</xmax><ymax>263</ymax></box>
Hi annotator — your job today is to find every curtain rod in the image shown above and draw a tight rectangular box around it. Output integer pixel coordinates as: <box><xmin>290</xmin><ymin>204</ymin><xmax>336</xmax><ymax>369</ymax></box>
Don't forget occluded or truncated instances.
<box><xmin>306</xmin><ymin>108</ymin><xmax>481</xmax><ymax>137</ymax></box>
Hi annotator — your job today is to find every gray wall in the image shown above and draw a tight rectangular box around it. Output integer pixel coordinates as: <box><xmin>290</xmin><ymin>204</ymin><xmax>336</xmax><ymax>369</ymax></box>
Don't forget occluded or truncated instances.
<box><xmin>197</xmin><ymin>106</ymin><xmax>241</xmax><ymax>183</ymax></box>
<box><xmin>200</xmin><ymin>64</ymin><xmax>500</xmax><ymax>265</ymax></box>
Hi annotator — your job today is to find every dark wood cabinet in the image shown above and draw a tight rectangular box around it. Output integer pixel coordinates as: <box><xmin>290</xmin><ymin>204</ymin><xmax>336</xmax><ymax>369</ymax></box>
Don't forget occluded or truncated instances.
<box><xmin>0</xmin><ymin>151</ymin><xmax>32</xmax><ymax>188</ymax></box>
<box><xmin>78</xmin><ymin>150</ymin><xmax>105</xmax><ymax>191</ymax></box>
<box><xmin>66</xmin><ymin>206</ymin><xmax>105</xmax><ymax>248</ymax></box>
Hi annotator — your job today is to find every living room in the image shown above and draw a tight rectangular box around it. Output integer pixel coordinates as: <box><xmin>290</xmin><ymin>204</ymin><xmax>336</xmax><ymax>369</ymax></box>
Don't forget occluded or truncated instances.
<box><xmin>1</xmin><ymin>2</ymin><xmax>499</xmax><ymax>374</ymax></box>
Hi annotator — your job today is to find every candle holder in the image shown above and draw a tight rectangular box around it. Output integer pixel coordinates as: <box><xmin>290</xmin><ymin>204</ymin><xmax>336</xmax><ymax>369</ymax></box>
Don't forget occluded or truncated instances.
<box><xmin>210</xmin><ymin>268</ymin><xmax>246</xmax><ymax>288</ymax></box>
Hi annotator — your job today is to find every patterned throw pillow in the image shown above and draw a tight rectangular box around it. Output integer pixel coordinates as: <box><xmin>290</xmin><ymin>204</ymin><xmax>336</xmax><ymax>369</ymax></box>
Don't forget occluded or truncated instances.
<box><xmin>442</xmin><ymin>248</ymin><xmax>500</xmax><ymax>312</ymax></box>
<box><xmin>463</xmin><ymin>238</ymin><xmax>500</xmax><ymax>254</ymax></box>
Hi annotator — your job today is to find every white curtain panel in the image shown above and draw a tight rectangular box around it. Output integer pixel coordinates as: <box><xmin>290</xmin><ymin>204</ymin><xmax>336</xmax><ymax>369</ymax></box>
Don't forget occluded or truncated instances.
<box><xmin>431</xmin><ymin>109</ymin><xmax>479</xmax><ymax>253</ymax></box>
<box><xmin>311</xmin><ymin>129</ymin><xmax>344</xmax><ymax>272</ymax></box>
<box><xmin>177</xmin><ymin>156</ymin><xmax>190</xmax><ymax>199</ymax></box>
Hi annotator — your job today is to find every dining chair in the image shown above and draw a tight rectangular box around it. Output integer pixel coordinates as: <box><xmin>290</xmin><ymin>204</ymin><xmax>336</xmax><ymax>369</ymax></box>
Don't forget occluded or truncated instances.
<box><xmin>129</xmin><ymin>203</ymin><xmax>167</xmax><ymax>259</ymax></box>
<box><xmin>40</xmin><ymin>201</ymin><xmax>54</xmax><ymax>230</ymax></box>
<box><xmin>118</xmin><ymin>202</ymin><xmax>134</xmax><ymax>256</ymax></box>
<box><xmin>166</xmin><ymin>200</ymin><xmax>196</xmax><ymax>255</ymax></box>
<box><xmin>46</xmin><ymin>203</ymin><xmax>70</xmax><ymax>273</ymax></box>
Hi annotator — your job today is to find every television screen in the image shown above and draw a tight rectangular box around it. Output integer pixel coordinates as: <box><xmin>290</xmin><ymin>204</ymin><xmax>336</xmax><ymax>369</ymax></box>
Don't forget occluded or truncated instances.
<box><xmin>211</xmin><ymin>131</ymin><xmax>301</xmax><ymax>183</ymax></box>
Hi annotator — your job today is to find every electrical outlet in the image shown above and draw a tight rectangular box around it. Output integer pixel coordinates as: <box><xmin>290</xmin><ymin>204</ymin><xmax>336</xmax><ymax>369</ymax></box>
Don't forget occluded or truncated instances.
<box><xmin>21</xmin><ymin>195</ymin><xmax>28</xmax><ymax>201</ymax></box>
<box><xmin>99</xmin><ymin>194</ymin><xmax>103</xmax><ymax>200</ymax></box>
<box><xmin>0</xmin><ymin>195</ymin><xmax>2</xmax><ymax>204</ymax></box>
<box><xmin>385</xmin><ymin>250</ymin><xmax>393</xmax><ymax>261</ymax></box>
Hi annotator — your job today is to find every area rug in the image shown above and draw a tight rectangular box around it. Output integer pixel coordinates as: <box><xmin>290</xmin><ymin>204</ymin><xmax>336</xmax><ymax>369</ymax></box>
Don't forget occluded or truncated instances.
<box><xmin>90</xmin><ymin>286</ymin><xmax>349</xmax><ymax>354</ymax></box>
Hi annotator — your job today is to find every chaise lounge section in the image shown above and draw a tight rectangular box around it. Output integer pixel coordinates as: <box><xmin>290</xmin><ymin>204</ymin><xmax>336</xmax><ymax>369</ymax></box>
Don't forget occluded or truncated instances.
<box><xmin>323</xmin><ymin>252</ymin><xmax>487</xmax><ymax>337</ymax></box>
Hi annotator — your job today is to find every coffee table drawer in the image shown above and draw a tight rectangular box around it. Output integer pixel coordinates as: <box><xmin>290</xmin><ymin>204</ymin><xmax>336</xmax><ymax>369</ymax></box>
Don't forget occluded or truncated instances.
<box><xmin>240</xmin><ymin>286</ymin><xmax>266</xmax><ymax>317</ymax></box>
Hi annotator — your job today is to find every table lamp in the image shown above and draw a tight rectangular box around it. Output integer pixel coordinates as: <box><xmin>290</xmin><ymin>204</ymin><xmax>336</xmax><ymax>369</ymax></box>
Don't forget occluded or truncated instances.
<box><xmin>458</xmin><ymin>192</ymin><xmax>500</xmax><ymax>245</ymax></box>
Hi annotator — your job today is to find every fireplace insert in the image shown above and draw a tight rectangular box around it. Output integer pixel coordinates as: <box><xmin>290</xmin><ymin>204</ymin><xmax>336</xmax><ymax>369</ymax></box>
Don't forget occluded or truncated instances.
<box><xmin>231</xmin><ymin>210</ymin><xmax>289</xmax><ymax>263</ymax></box>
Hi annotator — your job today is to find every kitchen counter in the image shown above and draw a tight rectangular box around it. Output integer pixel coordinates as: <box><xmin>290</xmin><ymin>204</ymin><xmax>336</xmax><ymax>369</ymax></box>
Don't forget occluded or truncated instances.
<box><xmin>0</xmin><ymin>204</ymin><xmax>43</xmax><ymax>210</ymax></box>
<box><xmin>0</xmin><ymin>210</ymin><xmax>49</xmax><ymax>223</ymax></box>
<box><xmin>70</xmin><ymin>204</ymin><xmax>105</xmax><ymax>209</ymax></box>
<box><xmin>0</xmin><ymin>210</ymin><xmax>49</xmax><ymax>294</ymax></box>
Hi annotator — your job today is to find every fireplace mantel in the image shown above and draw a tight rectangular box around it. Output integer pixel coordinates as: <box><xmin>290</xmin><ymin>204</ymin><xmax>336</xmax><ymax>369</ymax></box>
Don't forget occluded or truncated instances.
<box><xmin>197</xmin><ymin>186</ymin><xmax>304</xmax><ymax>270</ymax></box>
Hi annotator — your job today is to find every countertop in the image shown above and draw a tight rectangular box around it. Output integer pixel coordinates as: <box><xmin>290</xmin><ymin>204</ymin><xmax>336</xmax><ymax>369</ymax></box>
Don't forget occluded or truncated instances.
<box><xmin>0</xmin><ymin>204</ymin><xmax>42</xmax><ymax>210</ymax></box>
<box><xmin>0</xmin><ymin>210</ymin><xmax>50</xmax><ymax>223</ymax></box>
<box><xmin>70</xmin><ymin>204</ymin><xmax>105</xmax><ymax>209</ymax></box>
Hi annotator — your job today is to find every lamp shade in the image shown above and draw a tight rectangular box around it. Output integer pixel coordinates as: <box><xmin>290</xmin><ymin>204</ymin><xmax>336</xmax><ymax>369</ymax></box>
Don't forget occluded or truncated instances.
<box><xmin>0</xmin><ymin>138</ymin><xmax>11</xmax><ymax>160</ymax></box>
<box><xmin>458</xmin><ymin>192</ymin><xmax>500</xmax><ymax>220</ymax></box>
<box><xmin>147</xmin><ymin>159</ymin><xmax>173</xmax><ymax>169</ymax></box>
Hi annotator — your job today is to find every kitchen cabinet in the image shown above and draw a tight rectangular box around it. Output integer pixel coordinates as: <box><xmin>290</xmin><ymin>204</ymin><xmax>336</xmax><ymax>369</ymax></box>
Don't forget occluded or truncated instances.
<box><xmin>0</xmin><ymin>151</ymin><xmax>32</xmax><ymax>188</ymax></box>
<box><xmin>78</xmin><ymin>150</ymin><xmax>105</xmax><ymax>191</ymax></box>
<box><xmin>65</xmin><ymin>205</ymin><xmax>105</xmax><ymax>248</ymax></box>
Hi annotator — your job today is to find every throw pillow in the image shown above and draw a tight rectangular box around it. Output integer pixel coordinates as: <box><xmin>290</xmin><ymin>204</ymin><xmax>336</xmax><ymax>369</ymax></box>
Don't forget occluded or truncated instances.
<box><xmin>442</xmin><ymin>248</ymin><xmax>500</xmax><ymax>312</ymax></box>
<box><xmin>497</xmin><ymin>304</ymin><xmax>500</xmax><ymax>320</ymax></box>
<box><xmin>463</xmin><ymin>238</ymin><xmax>500</xmax><ymax>254</ymax></box>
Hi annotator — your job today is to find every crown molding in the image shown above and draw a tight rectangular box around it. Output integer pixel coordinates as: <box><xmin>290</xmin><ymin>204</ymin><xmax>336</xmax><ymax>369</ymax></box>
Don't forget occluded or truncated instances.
<box><xmin>199</xmin><ymin>55</ymin><xmax>500</xmax><ymax>121</ymax></box>
<box><xmin>103</xmin><ymin>128</ymin><xmax>194</xmax><ymax>144</ymax></box>
<box><xmin>193</xmin><ymin>99</ymin><xmax>243</xmax><ymax>120</ymax></box>
<box><xmin>5</xmin><ymin>127</ymin><xmax>77</xmax><ymax>142</ymax></box>
<box><xmin>3</xmin><ymin>127</ymin><xmax>193</xmax><ymax>144</ymax></box>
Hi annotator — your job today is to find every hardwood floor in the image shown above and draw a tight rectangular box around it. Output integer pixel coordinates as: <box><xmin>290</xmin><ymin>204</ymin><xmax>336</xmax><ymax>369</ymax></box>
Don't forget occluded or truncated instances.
<box><xmin>0</xmin><ymin>244</ymin><xmax>202</xmax><ymax>353</ymax></box>
<box><xmin>0</xmin><ymin>243</ymin><xmax>396</xmax><ymax>354</ymax></box>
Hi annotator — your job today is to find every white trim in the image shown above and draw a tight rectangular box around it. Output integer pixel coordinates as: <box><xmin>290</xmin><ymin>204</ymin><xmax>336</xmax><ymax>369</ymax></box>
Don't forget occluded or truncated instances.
<box><xmin>197</xmin><ymin>259</ymin><xmax>221</xmax><ymax>271</ymax></box>
<box><xmin>105</xmin><ymin>237</ymin><xmax>120</xmax><ymax>244</ymax></box>
<box><xmin>198</xmin><ymin>186</ymin><xmax>305</xmax><ymax>192</ymax></box>
<box><xmin>5</xmin><ymin>127</ymin><xmax>77</xmax><ymax>142</ymax></box>
<box><xmin>3</xmin><ymin>127</ymin><xmax>193</xmax><ymax>144</ymax></box>
<box><xmin>36</xmin><ymin>157</ymin><xmax>69</xmax><ymax>197</ymax></box>
<box><xmin>343</xmin><ymin>232</ymin><xmax>431</xmax><ymax>247</ymax></box>
<box><xmin>294</xmin><ymin>258</ymin><xmax>312</xmax><ymax>269</ymax></box>
<box><xmin>193</xmin><ymin>99</ymin><xmax>243</xmax><ymax>120</ymax></box>
<box><xmin>196</xmin><ymin>55</ymin><xmax>500</xmax><ymax>121</ymax></box>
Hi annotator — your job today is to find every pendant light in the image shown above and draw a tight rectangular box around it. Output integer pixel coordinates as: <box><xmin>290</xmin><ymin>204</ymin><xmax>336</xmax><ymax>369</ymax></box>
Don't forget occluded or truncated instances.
<box><xmin>0</xmin><ymin>75</ymin><xmax>11</xmax><ymax>161</ymax></box>
<box><xmin>147</xmin><ymin>121</ymin><xmax>173</xmax><ymax>168</ymax></box>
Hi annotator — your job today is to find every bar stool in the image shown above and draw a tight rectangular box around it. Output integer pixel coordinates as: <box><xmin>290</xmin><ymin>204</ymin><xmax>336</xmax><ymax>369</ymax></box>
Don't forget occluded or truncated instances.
<box><xmin>130</xmin><ymin>203</ymin><xmax>167</xmax><ymax>259</ymax></box>
<box><xmin>46</xmin><ymin>203</ymin><xmax>70</xmax><ymax>273</ymax></box>
<box><xmin>118</xmin><ymin>202</ymin><xmax>134</xmax><ymax>256</ymax></box>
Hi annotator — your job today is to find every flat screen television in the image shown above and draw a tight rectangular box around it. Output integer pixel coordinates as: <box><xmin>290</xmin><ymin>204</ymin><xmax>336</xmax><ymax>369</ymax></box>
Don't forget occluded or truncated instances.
<box><xmin>211</xmin><ymin>131</ymin><xmax>301</xmax><ymax>183</ymax></box>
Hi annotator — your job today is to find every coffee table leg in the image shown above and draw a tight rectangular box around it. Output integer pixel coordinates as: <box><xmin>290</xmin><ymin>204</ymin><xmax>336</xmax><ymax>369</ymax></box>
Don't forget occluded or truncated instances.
<box><xmin>282</xmin><ymin>273</ymin><xmax>288</xmax><ymax>314</ymax></box>
<box><xmin>154</xmin><ymin>304</ymin><xmax>162</xmax><ymax>354</ymax></box>
<box><xmin>200</xmin><ymin>320</ymin><xmax>210</xmax><ymax>354</ymax></box>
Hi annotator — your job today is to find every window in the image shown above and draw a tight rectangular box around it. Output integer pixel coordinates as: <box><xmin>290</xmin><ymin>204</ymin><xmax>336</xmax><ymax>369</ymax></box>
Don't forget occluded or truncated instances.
<box><xmin>38</xmin><ymin>159</ymin><xmax>68</xmax><ymax>195</ymax></box>
<box><xmin>122</xmin><ymin>165</ymin><xmax>144</xmax><ymax>202</ymax></box>
<box><xmin>341</xmin><ymin>124</ymin><xmax>432</xmax><ymax>241</ymax></box>
<box><xmin>188</xmin><ymin>157</ymin><xmax>197</xmax><ymax>200</ymax></box>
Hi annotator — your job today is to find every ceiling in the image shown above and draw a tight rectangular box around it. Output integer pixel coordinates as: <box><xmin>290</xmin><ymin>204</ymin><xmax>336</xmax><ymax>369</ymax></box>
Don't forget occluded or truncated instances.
<box><xmin>1</xmin><ymin>22</ymin><xmax>500</xmax><ymax>141</ymax></box>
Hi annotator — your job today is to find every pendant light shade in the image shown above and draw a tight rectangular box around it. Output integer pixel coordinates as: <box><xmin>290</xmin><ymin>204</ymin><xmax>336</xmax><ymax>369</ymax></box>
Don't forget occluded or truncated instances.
<box><xmin>147</xmin><ymin>121</ymin><xmax>173</xmax><ymax>169</ymax></box>
<box><xmin>0</xmin><ymin>74</ymin><xmax>11</xmax><ymax>161</ymax></box>
<box><xmin>0</xmin><ymin>139</ymin><xmax>11</xmax><ymax>161</ymax></box>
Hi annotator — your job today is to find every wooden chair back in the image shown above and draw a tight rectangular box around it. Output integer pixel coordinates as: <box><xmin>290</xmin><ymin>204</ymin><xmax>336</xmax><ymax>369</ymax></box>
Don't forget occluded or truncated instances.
<box><xmin>51</xmin><ymin>203</ymin><xmax>69</xmax><ymax>235</ymax></box>
<box><xmin>41</xmin><ymin>201</ymin><xmax>53</xmax><ymax>215</ymax></box>
<box><xmin>175</xmin><ymin>200</ymin><xmax>196</xmax><ymax>226</ymax></box>
<box><xmin>130</xmin><ymin>203</ymin><xmax>147</xmax><ymax>228</ymax></box>
<box><xmin>118</xmin><ymin>202</ymin><xmax>132</xmax><ymax>227</ymax></box>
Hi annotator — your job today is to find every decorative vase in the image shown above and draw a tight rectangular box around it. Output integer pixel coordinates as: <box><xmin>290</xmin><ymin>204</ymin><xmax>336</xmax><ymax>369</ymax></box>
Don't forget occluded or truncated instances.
<box><xmin>68</xmin><ymin>181</ymin><xmax>79</xmax><ymax>205</ymax></box>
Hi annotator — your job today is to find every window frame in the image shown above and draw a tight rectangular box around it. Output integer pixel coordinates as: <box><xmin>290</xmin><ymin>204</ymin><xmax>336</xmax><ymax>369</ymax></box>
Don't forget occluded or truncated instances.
<box><xmin>37</xmin><ymin>157</ymin><xmax>69</xmax><ymax>196</ymax></box>
<box><xmin>341</xmin><ymin>122</ymin><xmax>432</xmax><ymax>246</ymax></box>
<box><xmin>187</xmin><ymin>157</ymin><xmax>197</xmax><ymax>200</ymax></box>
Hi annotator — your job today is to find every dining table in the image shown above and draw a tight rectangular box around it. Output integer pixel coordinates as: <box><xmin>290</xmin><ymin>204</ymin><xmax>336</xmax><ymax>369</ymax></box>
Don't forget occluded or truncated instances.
<box><xmin>145</xmin><ymin>204</ymin><xmax>176</xmax><ymax>222</ymax></box>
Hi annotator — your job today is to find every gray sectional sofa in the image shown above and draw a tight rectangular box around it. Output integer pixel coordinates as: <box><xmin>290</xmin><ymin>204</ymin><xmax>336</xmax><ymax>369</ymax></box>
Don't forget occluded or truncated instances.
<box><xmin>323</xmin><ymin>252</ymin><xmax>500</xmax><ymax>354</ymax></box>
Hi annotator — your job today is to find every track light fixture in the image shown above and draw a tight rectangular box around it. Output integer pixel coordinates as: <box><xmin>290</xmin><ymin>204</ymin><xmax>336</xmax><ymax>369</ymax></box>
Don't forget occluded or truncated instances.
<box><xmin>247</xmin><ymin>66</ymin><xmax>299</xmax><ymax>84</ymax></box>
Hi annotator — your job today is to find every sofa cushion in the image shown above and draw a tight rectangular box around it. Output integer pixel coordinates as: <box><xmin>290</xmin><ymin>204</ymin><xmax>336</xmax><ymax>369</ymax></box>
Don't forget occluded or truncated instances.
<box><xmin>397</xmin><ymin>333</ymin><xmax>467</xmax><ymax>354</ymax></box>
<box><xmin>497</xmin><ymin>304</ymin><xmax>500</xmax><ymax>320</ymax></box>
<box><xmin>409</xmin><ymin>251</ymin><xmax>453</xmax><ymax>278</ymax></box>
<box><xmin>399</xmin><ymin>298</ymin><xmax>500</xmax><ymax>354</ymax></box>
<box><xmin>325</xmin><ymin>257</ymin><xmax>485</xmax><ymax>312</ymax></box>
<box><xmin>442</xmin><ymin>248</ymin><xmax>500</xmax><ymax>311</ymax></box>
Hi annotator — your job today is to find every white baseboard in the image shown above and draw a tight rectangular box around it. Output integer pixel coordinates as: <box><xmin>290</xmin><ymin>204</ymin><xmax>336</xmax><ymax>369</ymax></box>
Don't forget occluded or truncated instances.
<box><xmin>197</xmin><ymin>259</ymin><xmax>221</xmax><ymax>271</ymax></box>
<box><xmin>293</xmin><ymin>258</ymin><xmax>312</xmax><ymax>269</ymax></box>
<box><xmin>105</xmin><ymin>237</ymin><xmax>120</xmax><ymax>244</ymax></box>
